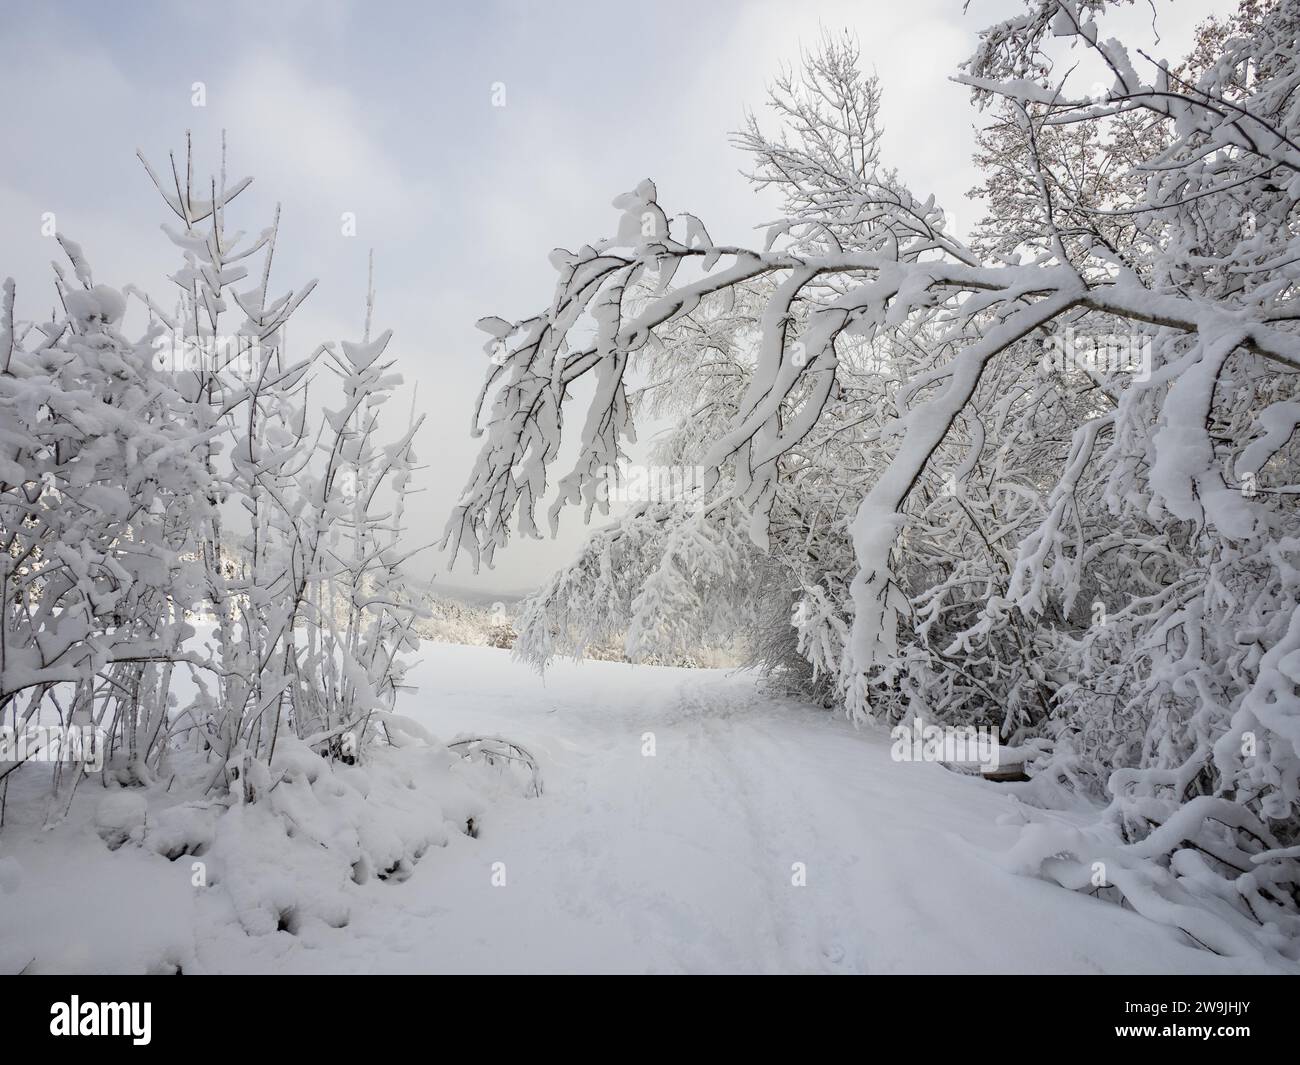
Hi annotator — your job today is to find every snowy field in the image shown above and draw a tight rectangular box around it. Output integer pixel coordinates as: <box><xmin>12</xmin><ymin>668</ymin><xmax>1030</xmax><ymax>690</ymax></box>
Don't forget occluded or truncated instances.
<box><xmin>0</xmin><ymin>642</ymin><xmax>1284</xmax><ymax>975</ymax></box>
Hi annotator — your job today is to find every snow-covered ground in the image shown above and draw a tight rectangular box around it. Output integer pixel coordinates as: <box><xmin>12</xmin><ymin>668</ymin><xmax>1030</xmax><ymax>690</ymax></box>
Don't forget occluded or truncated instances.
<box><xmin>0</xmin><ymin>642</ymin><xmax>1285</xmax><ymax>974</ymax></box>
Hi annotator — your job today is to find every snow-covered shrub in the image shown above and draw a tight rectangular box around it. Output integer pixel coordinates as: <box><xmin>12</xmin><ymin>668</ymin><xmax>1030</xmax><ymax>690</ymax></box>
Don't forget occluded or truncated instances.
<box><xmin>0</xmin><ymin>243</ymin><xmax>213</xmax><ymax>810</ymax></box>
<box><xmin>1</xmin><ymin>137</ymin><xmax>427</xmax><ymax>819</ymax></box>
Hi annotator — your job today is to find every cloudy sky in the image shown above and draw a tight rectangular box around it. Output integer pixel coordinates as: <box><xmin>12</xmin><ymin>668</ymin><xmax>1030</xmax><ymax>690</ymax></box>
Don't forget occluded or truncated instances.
<box><xmin>0</xmin><ymin>0</ymin><xmax>1234</xmax><ymax>595</ymax></box>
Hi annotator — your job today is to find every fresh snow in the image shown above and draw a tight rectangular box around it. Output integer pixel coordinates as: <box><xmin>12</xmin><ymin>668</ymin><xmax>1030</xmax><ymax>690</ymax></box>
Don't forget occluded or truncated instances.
<box><xmin>1</xmin><ymin>643</ymin><xmax>1282</xmax><ymax>975</ymax></box>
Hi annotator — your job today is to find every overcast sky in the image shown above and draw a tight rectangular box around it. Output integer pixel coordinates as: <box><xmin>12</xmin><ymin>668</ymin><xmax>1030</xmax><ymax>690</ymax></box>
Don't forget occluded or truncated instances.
<box><xmin>0</xmin><ymin>0</ymin><xmax>1235</xmax><ymax>596</ymax></box>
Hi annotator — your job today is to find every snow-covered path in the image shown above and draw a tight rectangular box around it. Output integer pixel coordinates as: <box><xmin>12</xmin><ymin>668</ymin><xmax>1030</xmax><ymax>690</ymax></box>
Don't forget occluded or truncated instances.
<box><xmin>4</xmin><ymin>643</ymin><xmax>1280</xmax><ymax>974</ymax></box>
<box><xmin>234</xmin><ymin>644</ymin><xmax>1270</xmax><ymax>975</ymax></box>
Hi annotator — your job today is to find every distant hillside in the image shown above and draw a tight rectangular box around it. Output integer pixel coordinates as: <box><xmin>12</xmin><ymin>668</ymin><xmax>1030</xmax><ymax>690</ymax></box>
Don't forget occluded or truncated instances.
<box><xmin>408</xmin><ymin>578</ymin><xmax>532</xmax><ymax>610</ymax></box>
<box><xmin>438</xmin><ymin>584</ymin><xmax>530</xmax><ymax>608</ymax></box>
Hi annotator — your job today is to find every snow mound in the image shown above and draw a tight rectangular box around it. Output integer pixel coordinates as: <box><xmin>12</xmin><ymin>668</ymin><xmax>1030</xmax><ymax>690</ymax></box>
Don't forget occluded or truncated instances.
<box><xmin>161</xmin><ymin>738</ymin><xmax>489</xmax><ymax>941</ymax></box>
<box><xmin>94</xmin><ymin>790</ymin><xmax>148</xmax><ymax>850</ymax></box>
<box><xmin>0</xmin><ymin>730</ymin><xmax>514</xmax><ymax>973</ymax></box>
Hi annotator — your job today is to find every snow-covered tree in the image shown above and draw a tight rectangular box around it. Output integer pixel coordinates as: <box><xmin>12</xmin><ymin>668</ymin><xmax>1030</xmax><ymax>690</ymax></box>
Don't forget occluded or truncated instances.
<box><xmin>447</xmin><ymin>3</ymin><xmax>1300</xmax><ymax>961</ymax></box>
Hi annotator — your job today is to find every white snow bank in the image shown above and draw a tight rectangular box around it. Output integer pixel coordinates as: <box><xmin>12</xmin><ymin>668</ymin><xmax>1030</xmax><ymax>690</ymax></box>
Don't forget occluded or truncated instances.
<box><xmin>0</xmin><ymin>722</ymin><xmax>510</xmax><ymax>974</ymax></box>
